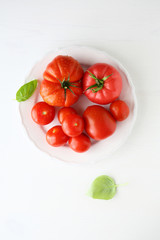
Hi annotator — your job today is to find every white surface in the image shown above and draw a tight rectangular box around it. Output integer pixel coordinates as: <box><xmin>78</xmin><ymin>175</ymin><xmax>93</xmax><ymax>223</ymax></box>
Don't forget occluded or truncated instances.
<box><xmin>19</xmin><ymin>46</ymin><xmax>137</xmax><ymax>163</ymax></box>
<box><xmin>0</xmin><ymin>0</ymin><xmax>160</xmax><ymax>240</ymax></box>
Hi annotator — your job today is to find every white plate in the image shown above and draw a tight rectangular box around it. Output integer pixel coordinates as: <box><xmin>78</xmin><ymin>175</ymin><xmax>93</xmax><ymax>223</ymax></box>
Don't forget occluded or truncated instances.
<box><xmin>19</xmin><ymin>46</ymin><xmax>137</xmax><ymax>164</ymax></box>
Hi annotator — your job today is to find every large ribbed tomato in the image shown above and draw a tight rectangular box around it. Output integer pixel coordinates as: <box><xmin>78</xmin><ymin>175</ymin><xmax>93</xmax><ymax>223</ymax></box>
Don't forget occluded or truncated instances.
<box><xmin>83</xmin><ymin>63</ymin><xmax>122</xmax><ymax>105</ymax></box>
<box><xmin>40</xmin><ymin>55</ymin><xmax>84</xmax><ymax>107</ymax></box>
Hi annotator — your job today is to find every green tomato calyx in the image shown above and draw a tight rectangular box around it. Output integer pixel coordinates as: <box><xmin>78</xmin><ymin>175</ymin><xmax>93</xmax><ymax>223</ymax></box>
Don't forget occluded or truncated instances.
<box><xmin>84</xmin><ymin>71</ymin><xmax>113</xmax><ymax>93</ymax></box>
<box><xmin>57</xmin><ymin>76</ymin><xmax>81</xmax><ymax>100</ymax></box>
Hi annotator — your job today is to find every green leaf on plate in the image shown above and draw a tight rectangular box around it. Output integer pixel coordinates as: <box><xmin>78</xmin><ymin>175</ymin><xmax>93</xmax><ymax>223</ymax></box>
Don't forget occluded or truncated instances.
<box><xmin>16</xmin><ymin>79</ymin><xmax>38</xmax><ymax>102</ymax></box>
<box><xmin>88</xmin><ymin>175</ymin><xmax>117</xmax><ymax>200</ymax></box>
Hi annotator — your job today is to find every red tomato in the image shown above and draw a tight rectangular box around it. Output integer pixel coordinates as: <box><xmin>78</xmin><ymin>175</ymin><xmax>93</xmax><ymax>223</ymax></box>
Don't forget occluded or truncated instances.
<box><xmin>83</xmin><ymin>63</ymin><xmax>122</xmax><ymax>104</ymax></box>
<box><xmin>58</xmin><ymin>107</ymin><xmax>77</xmax><ymax>124</ymax></box>
<box><xmin>46</xmin><ymin>126</ymin><xmax>69</xmax><ymax>147</ymax></box>
<box><xmin>62</xmin><ymin>114</ymin><xmax>84</xmax><ymax>137</ymax></box>
<box><xmin>31</xmin><ymin>101</ymin><xmax>55</xmax><ymax>125</ymax></box>
<box><xmin>69</xmin><ymin>133</ymin><xmax>91</xmax><ymax>153</ymax></box>
<box><xmin>40</xmin><ymin>55</ymin><xmax>84</xmax><ymax>107</ymax></box>
<box><xmin>110</xmin><ymin>100</ymin><xmax>129</xmax><ymax>121</ymax></box>
<box><xmin>83</xmin><ymin>105</ymin><xmax>116</xmax><ymax>140</ymax></box>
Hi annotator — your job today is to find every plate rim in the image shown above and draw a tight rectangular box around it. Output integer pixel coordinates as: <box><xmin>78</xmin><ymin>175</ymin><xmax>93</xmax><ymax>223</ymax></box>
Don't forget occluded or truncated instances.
<box><xmin>19</xmin><ymin>45</ymin><xmax>138</xmax><ymax>164</ymax></box>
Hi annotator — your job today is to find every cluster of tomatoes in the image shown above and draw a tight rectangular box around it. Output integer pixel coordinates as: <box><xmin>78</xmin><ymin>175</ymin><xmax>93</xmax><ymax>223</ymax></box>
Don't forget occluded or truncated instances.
<box><xmin>31</xmin><ymin>55</ymin><xmax>129</xmax><ymax>153</ymax></box>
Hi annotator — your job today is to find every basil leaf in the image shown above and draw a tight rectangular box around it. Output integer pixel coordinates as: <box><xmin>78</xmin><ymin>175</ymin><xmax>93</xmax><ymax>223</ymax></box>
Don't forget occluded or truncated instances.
<box><xmin>16</xmin><ymin>80</ymin><xmax>38</xmax><ymax>102</ymax></box>
<box><xmin>88</xmin><ymin>175</ymin><xmax>117</xmax><ymax>200</ymax></box>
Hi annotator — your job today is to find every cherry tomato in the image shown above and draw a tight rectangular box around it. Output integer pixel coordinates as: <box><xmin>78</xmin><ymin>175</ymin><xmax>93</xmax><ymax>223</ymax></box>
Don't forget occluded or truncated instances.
<box><xmin>62</xmin><ymin>114</ymin><xmax>84</xmax><ymax>137</ymax></box>
<box><xmin>83</xmin><ymin>63</ymin><xmax>122</xmax><ymax>104</ymax></box>
<box><xmin>46</xmin><ymin>126</ymin><xmax>69</xmax><ymax>147</ymax></box>
<box><xmin>83</xmin><ymin>105</ymin><xmax>116</xmax><ymax>140</ymax></box>
<box><xmin>40</xmin><ymin>55</ymin><xmax>84</xmax><ymax>107</ymax></box>
<box><xmin>58</xmin><ymin>107</ymin><xmax>77</xmax><ymax>124</ymax></box>
<box><xmin>31</xmin><ymin>101</ymin><xmax>55</xmax><ymax>125</ymax></box>
<box><xmin>69</xmin><ymin>133</ymin><xmax>91</xmax><ymax>153</ymax></box>
<box><xmin>110</xmin><ymin>100</ymin><xmax>129</xmax><ymax>121</ymax></box>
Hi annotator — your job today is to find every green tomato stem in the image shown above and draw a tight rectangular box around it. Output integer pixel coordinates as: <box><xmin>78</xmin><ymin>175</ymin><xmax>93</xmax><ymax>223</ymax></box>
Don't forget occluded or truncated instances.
<box><xmin>85</xmin><ymin>71</ymin><xmax>113</xmax><ymax>93</ymax></box>
<box><xmin>57</xmin><ymin>76</ymin><xmax>79</xmax><ymax>101</ymax></box>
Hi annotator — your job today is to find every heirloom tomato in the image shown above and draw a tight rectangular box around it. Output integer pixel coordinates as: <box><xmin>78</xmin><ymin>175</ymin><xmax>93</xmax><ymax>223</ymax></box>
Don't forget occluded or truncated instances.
<box><xmin>83</xmin><ymin>63</ymin><xmax>122</xmax><ymax>104</ymax></box>
<box><xmin>40</xmin><ymin>55</ymin><xmax>84</xmax><ymax>107</ymax></box>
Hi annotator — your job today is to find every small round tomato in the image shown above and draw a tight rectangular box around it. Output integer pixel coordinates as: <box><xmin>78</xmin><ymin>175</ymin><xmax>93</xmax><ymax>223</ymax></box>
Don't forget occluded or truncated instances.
<box><xmin>110</xmin><ymin>100</ymin><xmax>130</xmax><ymax>121</ymax></box>
<box><xmin>31</xmin><ymin>101</ymin><xmax>55</xmax><ymax>125</ymax></box>
<box><xmin>62</xmin><ymin>114</ymin><xmax>84</xmax><ymax>137</ymax></box>
<box><xmin>46</xmin><ymin>126</ymin><xmax>69</xmax><ymax>147</ymax></box>
<box><xmin>58</xmin><ymin>107</ymin><xmax>77</xmax><ymax>124</ymax></box>
<box><xmin>83</xmin><ymin>105</ymin><xmax>116</xmax><ymax>140</ymax></box>
<box><xmin>69</xmin><ymin>133</ymin><xmax>91</xmax><ymax>153</ymax></box>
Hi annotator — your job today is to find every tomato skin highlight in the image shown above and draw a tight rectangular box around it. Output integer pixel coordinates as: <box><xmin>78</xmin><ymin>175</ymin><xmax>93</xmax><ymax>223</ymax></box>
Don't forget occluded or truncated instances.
<box><xmin>40</xmin><ymin>79</ymin><xmax>82</xmax><ymax>107</ymax></box>
<box><xmin>83</xmin><ymin>63</ymin><xmax>122</xmax><ymax>105</ymax></box>
<box><xmin>31</xmin><ymin>101</ymin><xmax>55</xmax><ymax>125</ymax></box>
<box><xmin>40</xmin><ymin>55</ymin><xmax>84</xmax><ymax>107</ymax></box>
<box><xmin>58</xmin><ymin>107</ymin><xmax>77</xmax><ymax>124</ymax></box>
<box><xmin>43</xmin><ymin>55</ymin><xmax>84</xmax><ymax>83</ymax></box>
<box><xmin>62</xmin><ymin>114</ymin><xmax>84</xmax><ymax>137</ymax></box>
<box><xmin>110</xmin><ymin>100</ymin><xmax>130</xmax><ymax>121</ymax></box>
<box><xmin>83</xmin><ymin>105</ymin><xmax>116</xmax><ymax>140</ymax></box>
<box><xmin>46</xmin><ymin>126</ymin><xmax>69</xmax><ymax>147</ymax></box>
<box><xmin>69</xmin><ymin>133</ymin><xmax>91</xmax><ymax>153</ymax></box>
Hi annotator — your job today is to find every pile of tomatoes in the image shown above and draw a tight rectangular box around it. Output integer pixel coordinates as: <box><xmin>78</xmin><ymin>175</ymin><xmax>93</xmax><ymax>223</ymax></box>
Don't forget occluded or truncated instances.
<box><xmin>31</xmin><ymin>55</ymin><xmax>130</xmax><ymax>153</ymax></box>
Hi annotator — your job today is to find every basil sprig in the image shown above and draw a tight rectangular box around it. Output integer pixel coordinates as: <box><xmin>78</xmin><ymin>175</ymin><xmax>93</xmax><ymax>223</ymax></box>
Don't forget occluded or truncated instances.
<box><xmin>16</xmin><ymin>79</ymin><xmax>38</xmax><ymax>102</ymax></box>
<box><xmin>88</xmin><ymin>175</ymin><xmax>117</xmax><ymax>200</ymax></box>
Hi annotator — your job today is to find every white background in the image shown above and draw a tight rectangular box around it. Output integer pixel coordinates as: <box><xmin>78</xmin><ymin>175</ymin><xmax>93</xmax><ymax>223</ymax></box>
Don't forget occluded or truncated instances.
<box><xmin>1</xmin><ymin>0</ymin><xmax>160</xmax><ymax>239</ymax></box>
